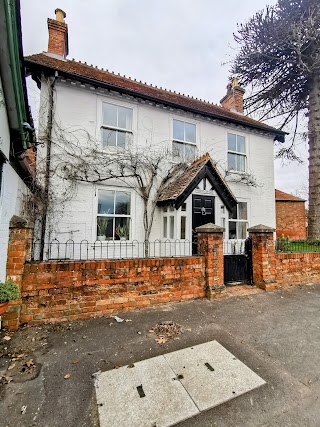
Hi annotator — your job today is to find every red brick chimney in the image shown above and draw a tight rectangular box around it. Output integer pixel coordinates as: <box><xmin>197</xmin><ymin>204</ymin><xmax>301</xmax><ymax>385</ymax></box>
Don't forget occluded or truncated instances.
<box><xmin>220</xmin><ymin>78</ymin><xmax>245</xmax><ymax>114</ymax></box>
<box><xmin>47</xmin><ymin>8</ymin><xmax>68</xmax><ymax>59</ymax></box>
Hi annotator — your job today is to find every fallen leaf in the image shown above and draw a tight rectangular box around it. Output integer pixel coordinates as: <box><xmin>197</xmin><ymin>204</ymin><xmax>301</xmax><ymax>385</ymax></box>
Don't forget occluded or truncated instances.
<box><xmin>26</xmin><ymin>359</ymin><xmax>34</xmax><ymax>368</ymax></box>
<box><xmin>125</xmin><ymin>319</ymin><xmax>132</xmax><ymax>322</ymax></box>
<box><xmin>7</xmin><ymin>363</ymin><xmax>16</xmax><ymax>371</ymax></box>
<box><xmin>64</xmin><ymin>373</ymin><xmax>71</xmax><ymax>379</ymax></box>
<box><xmin>3</xmin><ymin>336</ymin><xmax>11</xmax><ymax>341</ymax></box>
<box><xmin>155</xmin><ymin>337</ymin><xmax>167</xmax><ymax>344</ymax></box>
<box><xmin>71</xmin><ymin>360</ymin><xmax>79</xmax><ymax>364</ymax></box>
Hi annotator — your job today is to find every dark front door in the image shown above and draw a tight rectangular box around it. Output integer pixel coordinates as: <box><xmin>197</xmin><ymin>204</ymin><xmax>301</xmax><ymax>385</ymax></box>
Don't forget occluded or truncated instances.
<box><xmin>192</xmin><ymin>195</ymin><xmax>215</xmax><ymax>254</ymax></box>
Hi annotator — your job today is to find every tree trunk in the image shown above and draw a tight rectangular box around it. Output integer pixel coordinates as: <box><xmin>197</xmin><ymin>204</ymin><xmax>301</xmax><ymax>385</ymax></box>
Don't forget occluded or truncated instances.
<box><xmin>308</xmin><ymin>72</ymin><xmax>320</xmax><ymax>240</ymax></box>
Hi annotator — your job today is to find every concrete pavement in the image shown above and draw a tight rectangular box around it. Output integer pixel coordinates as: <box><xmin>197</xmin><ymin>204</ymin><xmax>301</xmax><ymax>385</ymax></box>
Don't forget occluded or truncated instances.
<box><xmin>1</xmin><ymin>283</ymin><xmax>320</xmax><ymax>427</ymax></box>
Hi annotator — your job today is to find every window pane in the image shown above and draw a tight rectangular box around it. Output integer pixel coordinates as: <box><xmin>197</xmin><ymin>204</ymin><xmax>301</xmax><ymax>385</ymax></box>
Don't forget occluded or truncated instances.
<box><xmin>237</xmin><ymin>222</ymin><xmax>247</xmax><ymax>239</ymax></box>
<box><xmin>238</xmin><ymin>154</ymin><xmax>246</xmax><ymax>172</ymax></box>
<box><xmin>185</xmin><ymin>122</ymin><xmax>196</xmax><ymax>143</ymax></box>
<box><xmin>115</xmin><ymin>217</ymin><xmax>130</xmax><ymax>240</ymax></box>
<box><xmin>163</xmin><ymin>205</ymin><xmax>168</xmax><ymax>212</ymax></box>
<box><xmin>180</xmin><ymin>216</ymin><xmax>186</xmax><ymax>239</ymax></box>
<box><xmin>172</xmin><ymin>141</ymin><xmax>184</xmax><ymax>161</ymax></box>
<box><xmin>185</xmin><ymin>144</ymin><xmax>196</xmax><ymax>162</ymax></box>
<box><xmin>118</xmin><ymin>106</ymin><xmax>132</xmax><ymax>130</ymax></box>
<box><xmin>238</xmin><ymin>202</ymin><xmax>247</xmax><ymax>220</ymax></box>
<box><xmin>102</xmin><ymin>103</ymin><xmax>117</xmax><ymax>127</ymax></box>
<box><xmin>163</xmin><ymin>217</ymin><xmax>167</xmax><ymax>238</ymax></box>
<box><xmin>97</xmin><ymin>216</ymin><xmax>114</xmax><ymax>239</ymax></box>
<box><xmin>228</xmin><ymin>152</ymin><xmax>237</xmax><ymax>170</ymax></box>
<box><xmin>173</xmin><ymin>120</ymin><xmax>184</xmax><ymax>141</ymax></box>
<box><xmin>117</xmin><ymin>130</ymin><xmax>127</xmax><ymax>148</ymax></box>
<box><xmin>169</xmin><ymin>205</ymin><xmax>174</xmax><ymax>212</ymax></box>
<box><xmin>98</xmin><ymin>190</ymin><xmax>114</xmax><ymax>214</ymax></box>
<box><xmin>230</xmin><ymin>205</ymin><xmax>237</xmax><ymax>219</ymax></box>
<box><xmin>228</xmin><ymin>133</ymin><xmax>237</xmax><ymax>151</ymax></box>
<box><xmin>115</xmin><ymin>191</ymin><xmax>130</xmax><ymax>215</ymax></box>
<box><xmin>170</xmin><ymin>216</ymin><xmax>174</xmax><ymax>239</ymax></box>
<box><xmin>102</xmin><ymin>128</ymin><xmax>117</xmax><ymax>147</ymax></box>
<box><xmin>237</xmin><ymin>135</ymin><xmax>246</xmax><ymax>154</ymax></box>
<box><xmin>181</xmin><ymin>203</ymin><xmax>187</xmax><ymax>212</ymax></box>
<box><xmin>229</xmin><ymin>221</ymin><xmax>237</xmax><ymax>239</ymax></box>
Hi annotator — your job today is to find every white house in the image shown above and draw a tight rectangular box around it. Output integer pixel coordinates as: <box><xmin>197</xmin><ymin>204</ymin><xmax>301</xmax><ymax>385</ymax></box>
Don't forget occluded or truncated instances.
<box><xmin>0</xmin><ymin>0</ymin><xmax>35</xmax><ymax>280</ymax></box>
<box><xmin>25</xmin><ymin>9</ymin><xmax>285</xmax><ymax>259</ymax></box>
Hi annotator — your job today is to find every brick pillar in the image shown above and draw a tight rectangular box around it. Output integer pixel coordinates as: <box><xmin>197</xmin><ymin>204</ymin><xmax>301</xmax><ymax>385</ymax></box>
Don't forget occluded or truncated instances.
<box><xmin>196</xmin><ymin>223</ymin><xmax>225</xmax><ymax>299</ymax></box>
<box><xmin>248</xmin><ymin>224</ymin><xmax>277</xmax><ymax>291</ymax></box>
<box><xmin>3</xmin><ymin>216</ymin><xmax>33</xmax><ymax>330</ymax></box>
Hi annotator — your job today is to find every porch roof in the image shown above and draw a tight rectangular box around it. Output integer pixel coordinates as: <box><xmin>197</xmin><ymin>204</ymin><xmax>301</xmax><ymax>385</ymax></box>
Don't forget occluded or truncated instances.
<box><xmin>158</xmin><ymin>153</ymin><xmax>237</xmax><ymax>212</ymax></box>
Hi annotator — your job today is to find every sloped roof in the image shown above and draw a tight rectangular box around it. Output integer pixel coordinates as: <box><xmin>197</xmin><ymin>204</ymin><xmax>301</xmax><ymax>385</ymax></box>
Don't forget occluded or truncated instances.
<box><xmin>158</xmin><ymin>153</ymin><xmax>237</xmax><ymax>211</ymax></box>
<box><xmin>275</xmin><ymin>189</ymin><xmax>306</xmax><ymax>202</ymax></box>
<box><xmin>25</xmin><ymin>53</ymin><xmax>286</xmax><ymax>141</ymax></box>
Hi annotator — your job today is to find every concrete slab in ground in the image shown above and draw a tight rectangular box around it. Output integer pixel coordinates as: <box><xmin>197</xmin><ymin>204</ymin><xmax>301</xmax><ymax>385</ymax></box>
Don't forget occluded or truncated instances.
<box><xmin>96</xmin><ymin>340</ymin><xmax>265</xmax><ymax>427</ymax></box>
<box><xmin>164</xmin><ymin>340</ymin><xmax>265</xmax><ymax>412</ymax></box>
<box><xmin>96</xmin><ymin>355</ymin><xmax>199</xmax><ymax>427</ymax></box>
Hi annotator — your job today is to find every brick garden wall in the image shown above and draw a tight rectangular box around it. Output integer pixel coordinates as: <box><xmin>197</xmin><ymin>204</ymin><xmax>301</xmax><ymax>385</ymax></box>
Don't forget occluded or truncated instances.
<box><xmin>275</xmin><ymin>253</ymin><xmax>320</xmax><ymax>287</ymax></box>
<box><xmin>19</xmin><ymin>257</ymin><xmax>206</xmax><ymax>326</ymax></box>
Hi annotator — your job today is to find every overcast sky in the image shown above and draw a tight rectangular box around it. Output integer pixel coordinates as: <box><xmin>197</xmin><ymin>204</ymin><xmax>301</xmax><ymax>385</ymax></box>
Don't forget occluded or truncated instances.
<box><xmin>20</xmin><ymin>0</ymin><xmax>309</xmax><ymax>198</ymax></box>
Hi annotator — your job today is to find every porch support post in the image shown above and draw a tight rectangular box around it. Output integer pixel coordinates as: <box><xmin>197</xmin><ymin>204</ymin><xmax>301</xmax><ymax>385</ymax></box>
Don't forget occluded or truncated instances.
<box><xmin>196</xmin><ymin>223</ymin><xmax>225</xmax><ymax>299</ymax></box>
<box><xmin>3</xmin><ymin>216</ymin><xmax>33</xmax><ymax>330</ymax></box>
<box><xmin>248</xmin><ymin>224</ymin><xmax>277</xmax><ymax>291</ymax></box>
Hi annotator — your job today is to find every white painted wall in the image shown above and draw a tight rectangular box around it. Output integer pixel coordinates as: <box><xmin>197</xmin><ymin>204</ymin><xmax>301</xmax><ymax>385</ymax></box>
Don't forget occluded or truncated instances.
<box><xmin>39</xmin><ymin>78</ymin><xmax>276</xmax><ymax>252</ymax></box>
<box><xmin>0</xmin><ymin>76</ymin><xmax>29</xmax><ymax>281</ymax></box>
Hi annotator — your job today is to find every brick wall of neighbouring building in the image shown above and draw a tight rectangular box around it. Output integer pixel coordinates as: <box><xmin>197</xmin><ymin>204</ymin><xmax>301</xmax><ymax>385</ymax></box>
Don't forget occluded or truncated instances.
<box><xmin>275</xmin><ymin>189</ymin><xmax>306</xmax><ymax>239</ymax></box>
<box><xmin>19</xmin><ymin>258</ymin><xmax>206</xmax><ymax>326</ymax></box>
<box><xmin>275</xmin><ymin>253</ymin><xmax>320</xmax><ymax>286</ymax></box>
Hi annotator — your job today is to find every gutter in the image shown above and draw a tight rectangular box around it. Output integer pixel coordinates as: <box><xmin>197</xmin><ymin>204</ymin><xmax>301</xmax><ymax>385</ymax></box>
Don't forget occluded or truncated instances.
<box><xmin>25</xmin><ymin>59</ymin><xmax>287</xmax><ymax>143</ymax></box>
<box><xmin>4</xmin><ymin>0</ymin><xmax>29</xmax><ymax>149</ymax></box>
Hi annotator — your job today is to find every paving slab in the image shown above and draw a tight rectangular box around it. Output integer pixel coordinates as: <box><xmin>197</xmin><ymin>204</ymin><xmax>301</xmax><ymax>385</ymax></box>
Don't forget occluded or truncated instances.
<box><xmin>164</xmin><ymin>340</ymin><xmax>266</xmax><ymax>412</ymax></box>
<box><xmin>95</xmin><ymin>340</ymin><xmax>265</xmax><ymax>427</ymax></box>
<box><xmin>95</xmin><ymin>354</ymin><xmax>199</xmax><ymax>427</ymax></box>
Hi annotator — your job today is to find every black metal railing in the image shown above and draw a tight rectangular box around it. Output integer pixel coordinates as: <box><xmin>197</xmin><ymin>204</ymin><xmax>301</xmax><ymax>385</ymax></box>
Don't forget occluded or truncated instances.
<box><xmin>30</xmin><ymin>239</ymin><xmax>194</xmax><ymax>261</ymax></box>
<box><xmin>275</xmin><ymin>238</ymin><xmax>320</xmax><ymax>253</ymax></box>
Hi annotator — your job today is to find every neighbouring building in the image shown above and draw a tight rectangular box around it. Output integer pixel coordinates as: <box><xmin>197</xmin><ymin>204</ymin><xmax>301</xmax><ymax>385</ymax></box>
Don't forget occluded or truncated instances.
<box><xmin>0</xmin><ymin>0</ymin><xmax>35</xmax><ymax>280</ymax></box>
<box><xmin>24</xmin><ymin>9</ymin><xmax>286</xmax><ymax>259</ymax></box>
<box><xmin>275</xmin><ymin>189</ymin><xmax>306</xmax><ymax>240</ymax></box>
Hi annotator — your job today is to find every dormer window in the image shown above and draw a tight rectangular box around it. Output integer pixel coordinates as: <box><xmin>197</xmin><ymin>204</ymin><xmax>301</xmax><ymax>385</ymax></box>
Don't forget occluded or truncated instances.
<box><xmin>101</xmin><ymin>102</ymin><xmax>133</xmax><ymax>148</ymax></box>
<box><xmin>173</xmin><ymin>119</ymin><xmax>196</xmax><ymax>162</ymax></box>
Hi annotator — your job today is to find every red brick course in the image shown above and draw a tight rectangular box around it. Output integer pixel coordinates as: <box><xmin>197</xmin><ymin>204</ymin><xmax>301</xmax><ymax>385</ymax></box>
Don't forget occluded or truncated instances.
<box><xmin>17</xmin><ymin>257</ymin><xmax>206</xmax><ymax>326</ymax></box>
<box><xmin>276</xmin><ymin>200</ymin><xmax>307</xmax><ymax>240</ymax></box>
<box><xmin>275</xmin><ymin>252</ymin><xmax>320</xmax><ymax>287</ymax></box>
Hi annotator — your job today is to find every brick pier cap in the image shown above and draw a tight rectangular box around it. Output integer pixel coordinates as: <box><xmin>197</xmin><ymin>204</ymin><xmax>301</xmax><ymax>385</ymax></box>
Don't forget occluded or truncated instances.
<box><xmin>195</xmin><ymin>223</ymin><xmax>224</xmax><ymax>233</ymax></box>
<box><xmin>248</xmin><ymin>224</ymin><xmax>275</xmax><ymax>233</ymax></box>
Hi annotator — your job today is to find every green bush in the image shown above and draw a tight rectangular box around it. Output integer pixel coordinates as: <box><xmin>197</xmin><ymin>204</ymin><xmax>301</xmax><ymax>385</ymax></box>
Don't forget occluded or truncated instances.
<box><xmin>0</xmin><ymin>281</ymin><xmax>20</xmax><ymax>303</ymax></box>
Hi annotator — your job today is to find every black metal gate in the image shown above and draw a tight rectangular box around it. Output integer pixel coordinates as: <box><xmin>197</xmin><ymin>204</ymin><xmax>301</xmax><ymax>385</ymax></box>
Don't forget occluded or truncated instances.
<box><xmin>224</xmin><ymin>237</ymin><xmax>253</xmax><ymax>285</ymax></box>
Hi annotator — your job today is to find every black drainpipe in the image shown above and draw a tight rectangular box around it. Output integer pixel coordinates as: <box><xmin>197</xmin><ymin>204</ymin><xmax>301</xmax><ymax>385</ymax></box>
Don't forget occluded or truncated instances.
<box><xmin>39</xmin><ymin>71</ymin><xmax>58</xmax><ymax>260</ymax></box>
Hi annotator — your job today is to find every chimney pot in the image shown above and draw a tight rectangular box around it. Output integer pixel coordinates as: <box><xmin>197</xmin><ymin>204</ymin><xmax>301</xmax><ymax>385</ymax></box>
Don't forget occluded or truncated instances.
<box><xmin>55</xmin><ymin>8</ymin><xmax>66</xmax><ymax>22</ymax></box>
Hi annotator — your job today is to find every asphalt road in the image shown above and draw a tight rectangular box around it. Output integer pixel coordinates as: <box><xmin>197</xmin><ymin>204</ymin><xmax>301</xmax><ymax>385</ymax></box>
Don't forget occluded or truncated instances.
<box><xmin>1</xmin><ymin>283</ymin><xmax>320</xmax><ymax>427</ymax></box>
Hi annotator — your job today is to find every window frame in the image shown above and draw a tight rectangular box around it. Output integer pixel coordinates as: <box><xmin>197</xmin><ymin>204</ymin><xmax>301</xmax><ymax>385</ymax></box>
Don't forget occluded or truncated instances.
<box><xmin>96</xmin><ymin>188</ymin><xmax>132</xmax><ymax>241</ymax></box>
<box><xmin>162</xmin><ymin>202</ymin><xmax>188</xmax><ymax>240</ymax></box>
<box><xmin>172</xmin><ymin>118</ymin><xmax>197</xmax><ymax>163</ymax></box>
<box><xmin>228</xmin><ymin>201</ymin><xmax>248</xmax><ymax>240</ymax></box>
<box><xmin>100</xmin><ymin>100</ymin><xmax>134</xmax><ymax>149</ymax></box>
<box><xmin>227</xmin><ymin>132</ymin><xmax>247</xmax><ymax>173</ymax></box>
